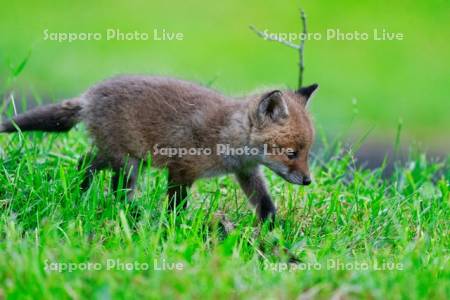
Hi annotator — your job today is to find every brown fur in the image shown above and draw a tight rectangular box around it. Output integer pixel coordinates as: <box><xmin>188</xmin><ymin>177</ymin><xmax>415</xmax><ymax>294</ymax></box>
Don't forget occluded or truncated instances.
<box><xmin>1</xmin><ymin>75</ymin><xmax>318</xmax><ymax>224</ymax></box>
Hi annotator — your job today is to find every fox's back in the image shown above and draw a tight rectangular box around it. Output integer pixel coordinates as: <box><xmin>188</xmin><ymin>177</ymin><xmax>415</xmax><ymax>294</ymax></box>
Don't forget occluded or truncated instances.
<box><xmin>81</xmin><ymin>75</ymin><xmax>232</xmax><ymax>163</ymax></box>
<box><xmin>0</xmin><ymin>73</ymin><xmax>318</xmax><ymax>217</ymax></box>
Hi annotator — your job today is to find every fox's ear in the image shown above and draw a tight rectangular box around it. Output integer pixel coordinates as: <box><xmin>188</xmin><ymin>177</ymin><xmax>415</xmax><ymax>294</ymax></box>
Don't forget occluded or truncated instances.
<box><xmin>256</xmin><ymin>90</ymin><xmax>289</xmax><ymax>125</ymax></box>
<box><xmin>296</xmin><ymin>83</ymin><xmax>319</xmax><ymax>106</ymax></box>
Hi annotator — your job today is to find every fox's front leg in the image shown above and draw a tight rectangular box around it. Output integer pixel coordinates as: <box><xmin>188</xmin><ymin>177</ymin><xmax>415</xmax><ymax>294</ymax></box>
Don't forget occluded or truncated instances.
<box><xmin>167</xmin><ymin>169</ymin><xmax>192</xmax><ymax>212</ymax></box>
<box><xmin>236</xmin><ymin>167</ymin><xmax>276</xmax><ymax>224</ymax></box>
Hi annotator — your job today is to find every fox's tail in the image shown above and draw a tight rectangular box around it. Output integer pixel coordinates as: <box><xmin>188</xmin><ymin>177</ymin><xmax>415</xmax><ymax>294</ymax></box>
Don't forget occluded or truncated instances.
<box><xmin>0</xmin><ymin>98</ymin><xmax>83</xmax><ymax>133</ymax></box>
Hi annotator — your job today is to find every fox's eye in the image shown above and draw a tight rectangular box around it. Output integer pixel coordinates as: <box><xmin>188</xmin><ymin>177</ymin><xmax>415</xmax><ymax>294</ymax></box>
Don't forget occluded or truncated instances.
<box><xmin>286</xmin><ymin>150</ymin><xmax>298</xmax><ymax>160</ymax></box>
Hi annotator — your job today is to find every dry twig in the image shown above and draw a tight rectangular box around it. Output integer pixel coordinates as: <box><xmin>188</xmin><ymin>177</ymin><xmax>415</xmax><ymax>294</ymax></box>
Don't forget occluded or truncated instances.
<box><xmin>249</xmin><ymin>9</ymin><xmax>308</xmax><ymax>89</ymax></box>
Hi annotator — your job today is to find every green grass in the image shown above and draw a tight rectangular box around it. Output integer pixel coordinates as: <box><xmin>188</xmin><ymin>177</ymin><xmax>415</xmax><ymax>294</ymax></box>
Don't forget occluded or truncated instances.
<box><xmin>0</xmin><ymin>2</ymin><xmax>448</xmax><ymax>297</ymax></box>
<box><xmin>0</xmin><ymin>127</ymin><xmax>448</xmax><ymax>299</ymax></box>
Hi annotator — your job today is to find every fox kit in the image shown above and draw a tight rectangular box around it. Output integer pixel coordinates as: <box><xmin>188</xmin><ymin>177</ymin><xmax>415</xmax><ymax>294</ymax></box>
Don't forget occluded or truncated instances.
<box><xmin>0</xmin><ymin>76</ymin><xmax>318</xmax><ymax>223</ymax></box>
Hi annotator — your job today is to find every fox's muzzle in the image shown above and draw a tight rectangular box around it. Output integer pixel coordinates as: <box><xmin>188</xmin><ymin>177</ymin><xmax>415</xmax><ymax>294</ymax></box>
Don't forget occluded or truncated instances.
<box><xmin>284</xmin><ymin>171</ymin><xmax>311</xmax><ymax>185</ymax></box>
<box><xmin>263</xmin><ymin>160</ymin><xmax>312</xmax><ymax>186</ymax></box>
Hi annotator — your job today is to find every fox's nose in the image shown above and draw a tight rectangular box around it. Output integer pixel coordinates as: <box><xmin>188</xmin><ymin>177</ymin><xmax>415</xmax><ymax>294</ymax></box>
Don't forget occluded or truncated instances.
<box><xmin>302</xmin><ymin>176</ymin><xmax>312</xmax><ymax>185</ymax></box>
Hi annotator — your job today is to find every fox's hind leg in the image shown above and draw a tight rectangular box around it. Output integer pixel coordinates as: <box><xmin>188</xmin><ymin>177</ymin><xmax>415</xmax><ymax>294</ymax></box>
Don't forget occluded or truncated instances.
<box><xmin>78</xmin><ymin>152</ymin><xmax>108</xmax><ymax>192</ymax></box>
<box><xmin>111</xmin><ymin>157</ymin><xmax>140</xmax><ymax>199</ymax></box>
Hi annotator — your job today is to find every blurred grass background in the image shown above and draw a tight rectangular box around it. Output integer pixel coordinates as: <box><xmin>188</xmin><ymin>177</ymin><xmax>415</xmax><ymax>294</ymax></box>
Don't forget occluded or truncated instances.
<box><xmin>0</xmin><ymin>0</ymin><xmax>449</xmax><ymax>150</ymax></box>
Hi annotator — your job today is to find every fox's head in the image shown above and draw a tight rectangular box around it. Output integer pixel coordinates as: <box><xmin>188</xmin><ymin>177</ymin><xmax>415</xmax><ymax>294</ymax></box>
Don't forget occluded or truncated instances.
<box><xmin>248</xmin><ymin>84</ymin><xmax>318</xmax><ymax>185</ymax></box>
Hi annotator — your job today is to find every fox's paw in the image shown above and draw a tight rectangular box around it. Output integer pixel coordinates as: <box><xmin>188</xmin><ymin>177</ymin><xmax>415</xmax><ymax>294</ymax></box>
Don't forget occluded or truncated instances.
<box><xmin>257</xmin><ymin>200</ymin><xmax>276</xmax><ymax>230</ymax></box>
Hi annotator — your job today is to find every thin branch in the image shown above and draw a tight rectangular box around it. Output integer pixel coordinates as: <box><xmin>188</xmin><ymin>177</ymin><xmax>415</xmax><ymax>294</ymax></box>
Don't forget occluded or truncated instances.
<box><xmin>298</xmin><ymin>9</ymin><xmax>307</xmax><ymax>88</ymax></box>
<box><xmin>249</xmin><ymin>8</ymin><xmax>309</xmax><ymax>89</ymax></box>
<box><xmin>249</xmin><ymin>25</ymin><xmax>300</xmax><ymax>50</ymax></box>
